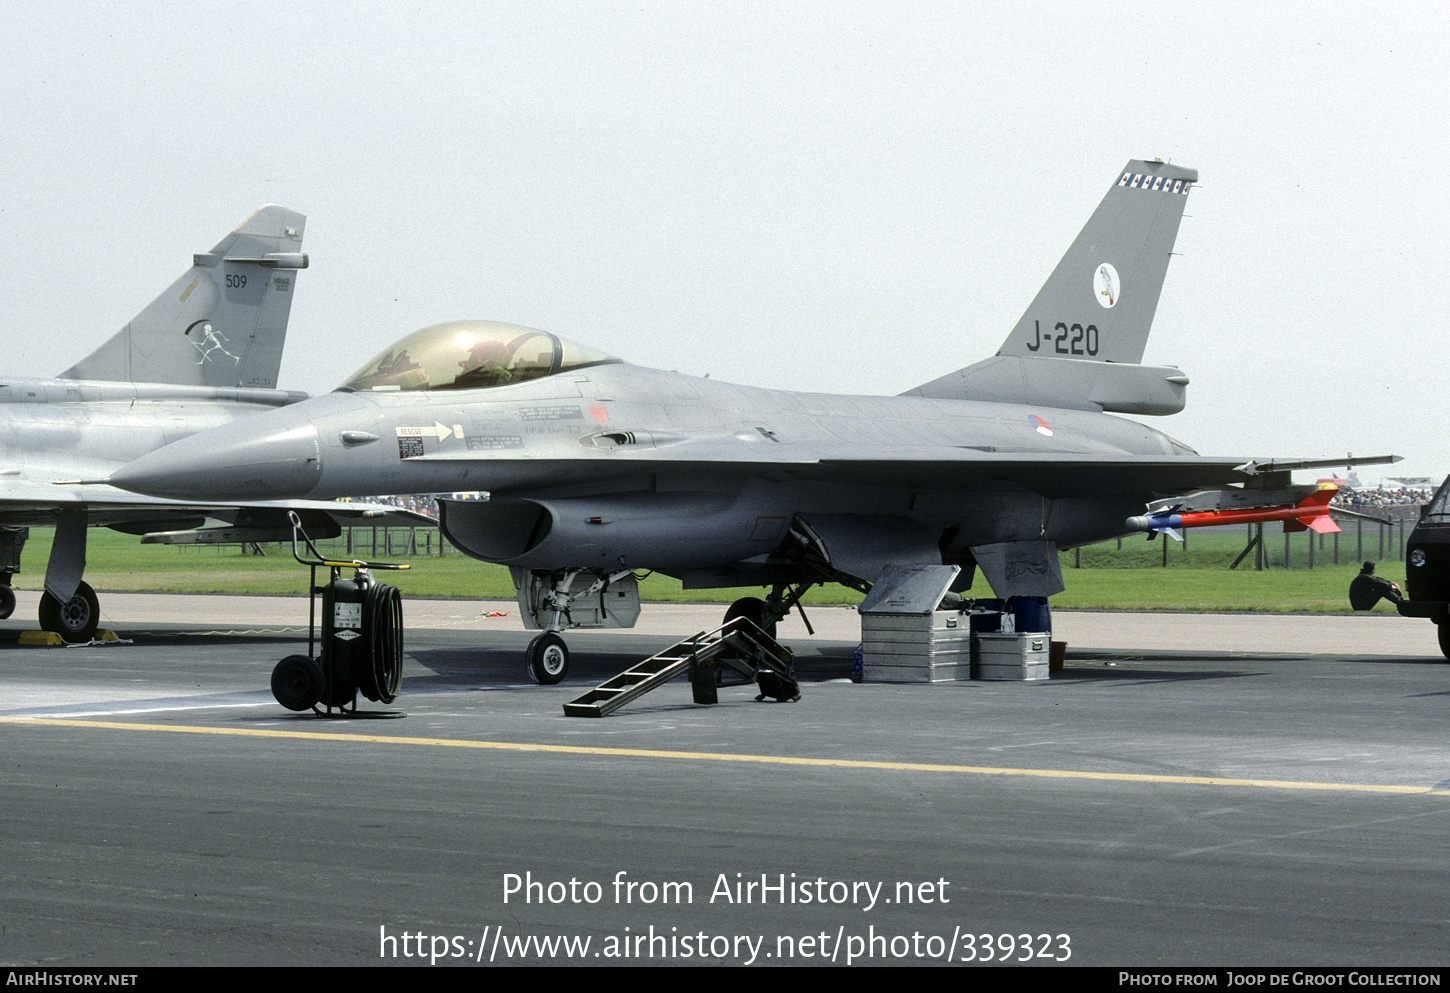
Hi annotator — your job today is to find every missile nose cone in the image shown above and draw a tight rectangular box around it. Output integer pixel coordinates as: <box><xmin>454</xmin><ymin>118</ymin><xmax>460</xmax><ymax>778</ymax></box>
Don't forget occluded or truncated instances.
<box><xmin>1125</xmin><ymin>516</ymin><xmax>1153</xmax><ymax>531</ymax></box>
<box><xmin>109</xmin><ymin>415</ymin><xmax>322</xmax><ymax>501</ymax></box>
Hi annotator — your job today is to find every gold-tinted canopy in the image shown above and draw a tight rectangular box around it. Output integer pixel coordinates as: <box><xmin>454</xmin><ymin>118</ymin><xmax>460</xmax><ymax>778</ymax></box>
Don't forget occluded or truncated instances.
<box><xmin>340</xmin><ymin>320</ymin><xmax>619</xmax><ymax>393</ymax></box>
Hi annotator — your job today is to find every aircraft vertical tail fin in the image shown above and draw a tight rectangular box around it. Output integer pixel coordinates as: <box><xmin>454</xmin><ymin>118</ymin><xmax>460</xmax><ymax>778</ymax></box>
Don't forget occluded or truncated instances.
<box><xmin>905</xmin><ymin>159</ymin><xmax>1197</xmax><ymax>415</ymax></box>
<box><xmin>59</xmin><ymin>206</ymin><xmax>308</xmax><ymax>389</ymax></box>
<box><xmin>999</xmin><ymin>159</ymin><xmax>1196</xmax><ymax>364</ymax></box>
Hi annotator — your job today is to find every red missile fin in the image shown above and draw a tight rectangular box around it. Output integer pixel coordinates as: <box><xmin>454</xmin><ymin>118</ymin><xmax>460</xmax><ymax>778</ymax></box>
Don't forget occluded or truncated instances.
<box><xmin>1290</xmin><ymin>485</ymin><xmax>1339</xmax><ymax>532</ymax></box>
<box><xmin>1296</xmin><ymin>486</ymin><xmax>1338</xmax><ymax>509</ymax></box>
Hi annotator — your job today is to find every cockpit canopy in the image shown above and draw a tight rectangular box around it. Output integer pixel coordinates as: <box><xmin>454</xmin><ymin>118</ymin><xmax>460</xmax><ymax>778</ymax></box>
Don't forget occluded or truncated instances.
<box><xmin>339</xmin><ymin>320</ymin><xmax>620</xmax><ymax>393</ymax></box>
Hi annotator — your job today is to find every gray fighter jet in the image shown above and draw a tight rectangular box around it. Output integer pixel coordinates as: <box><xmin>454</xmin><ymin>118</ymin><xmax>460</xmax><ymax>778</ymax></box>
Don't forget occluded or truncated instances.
<box><xmin>107</xmin><ymin>160</ymin><xmax>1394</xmax><ymax>680</ymax></box>
<box><xmin>4</xmin><ymin>206</ymin><xmax>422</xmax><ymax>641</ymax></box>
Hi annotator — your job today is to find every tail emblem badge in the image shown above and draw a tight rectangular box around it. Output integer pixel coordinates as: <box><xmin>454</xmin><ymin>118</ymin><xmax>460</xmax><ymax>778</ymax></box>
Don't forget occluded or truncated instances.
<box><xmin>1094</xmin><ymin>263</ymin><xmax>1119</xmax><ymax>309</ymax></box>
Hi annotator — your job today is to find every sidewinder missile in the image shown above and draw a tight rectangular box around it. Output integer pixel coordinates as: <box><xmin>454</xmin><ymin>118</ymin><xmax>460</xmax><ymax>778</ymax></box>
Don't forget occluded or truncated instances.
<box><xmin>1126</xmin><ymin>486</ymin><xmax>1340</xmax><ymax>541</ymax></box>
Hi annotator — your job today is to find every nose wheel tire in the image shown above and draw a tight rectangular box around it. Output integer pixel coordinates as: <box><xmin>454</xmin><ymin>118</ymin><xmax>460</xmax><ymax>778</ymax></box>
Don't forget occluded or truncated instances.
<box><xmin>526</xmin><ymin>632</ymin><xmax>570</xmax><ymax>684</ymax></box>
<box><xmin>0</xmin><ymin>585</ymin><xmax>15</xmax><ymax>621</ymax></box>
<box><xmin>39</xmin><ymin>581</ymin><xmax>100</xmax><ymax>643</ymax></box>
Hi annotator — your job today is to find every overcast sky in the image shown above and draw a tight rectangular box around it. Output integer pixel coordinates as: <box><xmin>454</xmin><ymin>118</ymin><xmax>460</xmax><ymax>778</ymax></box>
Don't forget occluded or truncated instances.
<box><xmin>1</xmin><ymin>1</ymin><xmax>1441</xmax><ymax>485</ymax></box>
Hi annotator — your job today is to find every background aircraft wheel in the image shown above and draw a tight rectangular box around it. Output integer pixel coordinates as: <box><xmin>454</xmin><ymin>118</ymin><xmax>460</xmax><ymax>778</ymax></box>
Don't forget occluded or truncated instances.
<box><xmin>1438</xmin><ymin>619</ymin><xmax>1450</xmax><ymax>661</ymax></box>
<box><xmin>38</xmin><ymin>581</ymin><xmax>99</xmax><ymax>643</ymax></box>
<box><xmin>271</xmin><ymin>655</ymin><xmax>326</xmax><ymax>711</ymax></box>
<box><xmin>526</xmin><ymin>633</ymin><xmax>569</xmax><ymax>684</ymax></box>
<box><xmin>0</xmin><ymin>584</ymin><xmax>14</xmax><ymax>620</ymax></box>
<box><xmin>724</xmin><ymin>596</ymin><xmax>777</xmax><ymax>640</ymax></box>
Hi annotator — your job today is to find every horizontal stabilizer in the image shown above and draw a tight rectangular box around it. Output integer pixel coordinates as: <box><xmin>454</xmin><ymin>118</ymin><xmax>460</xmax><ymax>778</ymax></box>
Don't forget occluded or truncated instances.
<box><xmin>905</xmin><ymin>355</ymin><xmax>1188</xmax><ymax>414</ymax></box>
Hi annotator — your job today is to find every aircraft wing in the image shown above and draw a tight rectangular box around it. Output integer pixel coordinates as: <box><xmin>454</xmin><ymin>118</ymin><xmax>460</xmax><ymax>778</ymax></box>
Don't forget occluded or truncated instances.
<box><xmin>808</xmin><ymin>451</ymin><xmax>1401</xmax><ymax>498</ymax></box>
<box><xmin>0</xmin><ymin>479</ymin><xmax>433</xmax><ymax>531</ymax></box>
<box><xmin>408</xmin><ymin>446</ymin><xmax>1399</xmax><ymax>500</ymax></box>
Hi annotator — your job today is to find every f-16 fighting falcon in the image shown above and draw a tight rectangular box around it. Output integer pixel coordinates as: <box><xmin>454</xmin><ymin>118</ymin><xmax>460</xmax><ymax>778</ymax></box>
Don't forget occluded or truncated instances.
<box><xmin>106</xmin><ymin>161</ymin><xmax>1396</xmax><ymax>680</ymax></box>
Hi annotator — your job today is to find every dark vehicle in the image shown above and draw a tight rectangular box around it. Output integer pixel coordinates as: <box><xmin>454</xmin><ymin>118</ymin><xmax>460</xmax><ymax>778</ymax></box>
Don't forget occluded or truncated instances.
<box><xmin>1399</xmin><ymin>475</ymin><xmax>1450</xmax><ymax>659</ymax></box>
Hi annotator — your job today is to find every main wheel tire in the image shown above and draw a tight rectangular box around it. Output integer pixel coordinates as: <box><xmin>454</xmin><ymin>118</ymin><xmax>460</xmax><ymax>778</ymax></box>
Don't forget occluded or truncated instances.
<box><xmin>526</xmin><ymin>632</ymin><xmax>570</xmax><ymax>684</ymax></box>
<box><xmin>271</xmin><ymin>655</ymin><xmax>326</xmax><ymax>711</ymax></box>
<box><xmin>1438</xmin><ymin>618</ymin><xmax>1450</xmax><ymax>661</ymax></box>
<box><xmin>0</xmin><ymin>584</ymin><xmax>15</xmax><ymax>620</ymax></box>
<box><xmin>724</xmin><ymin>596</ymin><xmax>777</xmax><ymax>640</ymax></box>
<box><xmin>38</xmin><ymin>581</ymin><xmax>100</xmax><ymax>643</ymax></box>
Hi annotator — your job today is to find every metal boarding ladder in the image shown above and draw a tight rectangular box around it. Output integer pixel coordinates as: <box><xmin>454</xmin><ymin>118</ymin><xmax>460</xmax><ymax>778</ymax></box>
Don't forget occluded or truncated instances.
<box><xmin>562</xmin><ymin>616</ymin><xmax>795</xmax><ymax>718</ymax></box>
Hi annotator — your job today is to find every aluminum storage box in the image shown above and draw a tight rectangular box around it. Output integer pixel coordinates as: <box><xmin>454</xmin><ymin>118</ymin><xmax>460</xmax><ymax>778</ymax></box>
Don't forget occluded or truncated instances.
<box><xmin>974</xmin><ymin>631</ymin><xmax>1050</xmax><ymax>681</ymax></box>
<box><xmin>860</xmin><ymin>608</ymin><xmax>974</xmax><ymax>682</ymax></box>
<box><xmin>857</xmin><ymin>564</ymin><xmax>972</xmax><ymax>682</ymax></box>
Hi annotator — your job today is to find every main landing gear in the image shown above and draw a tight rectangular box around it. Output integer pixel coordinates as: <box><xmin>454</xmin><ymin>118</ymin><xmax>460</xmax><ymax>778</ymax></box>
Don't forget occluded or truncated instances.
<box><xmin>525</xmin><ymin>596</ymin><xmax>783</xmax><ymax>688</ymax></box>
<box><xmin>512</xmin><ymin>569</ymin><xmax>842</xmax><ymax>687</ymax></box>
<box><xmin>0</xmin><ymin>528</ymin><xmax>22</xmax><ymax>624</ymax></box>
<box><xmin>0</xmin><ymin>523</ymin><xmax>103</xmax><ymax>644</ymax></box>
<box><xmin>39</xmin><ymin>581</ymin><xmax>100</xmax><ymax>643</ymax></box>
<box><xmin>723</xmin><ymin>596</ymin><xmax>778</xmax><ymax>640</ymax></box>
<box><xmin>724</xmin><ymin>580</ymin><xmax>832</xmax><ymax>642</ymax></box>
<box><xmin>519</xmin><ymin>576</ymin><xmax>809</xmax><ymax>684</ymax></box>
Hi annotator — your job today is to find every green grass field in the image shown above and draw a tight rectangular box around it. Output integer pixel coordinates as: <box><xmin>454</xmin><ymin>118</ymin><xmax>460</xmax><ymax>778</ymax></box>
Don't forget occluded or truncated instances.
<box><xmin>7</xmin><ymin>524</ymin><xmax>1411</xmax><ymax>613</ymax></box>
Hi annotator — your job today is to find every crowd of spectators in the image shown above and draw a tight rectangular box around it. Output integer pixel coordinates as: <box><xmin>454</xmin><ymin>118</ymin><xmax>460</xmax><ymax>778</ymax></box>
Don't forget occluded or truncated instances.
<box><xmin>1331</xmin><ymin>486</ymin><xmax>1432</xmax><ymax>519</ymax></box>
<box><xmin>334</xmin><ymin>493</ymin><xmax>487</xmax><ymax>520</ymax></box>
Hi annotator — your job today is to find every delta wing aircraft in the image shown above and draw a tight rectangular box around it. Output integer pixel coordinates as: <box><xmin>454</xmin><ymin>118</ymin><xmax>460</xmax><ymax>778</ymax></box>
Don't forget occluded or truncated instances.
<box><xmin>5</xmin><ymin>206</ymin><xmax>425</xmax><ymax>641</ymax></box>
<box><xmin>108</xmin><ymin>160</ymin><xmax>1394</xmax><ymax>680</ymax></box>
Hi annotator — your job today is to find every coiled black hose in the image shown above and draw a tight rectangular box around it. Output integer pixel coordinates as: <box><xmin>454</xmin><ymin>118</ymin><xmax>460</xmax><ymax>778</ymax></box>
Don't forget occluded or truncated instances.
<box><xmin>358</xmin><ymin>582</ymin><xmax>403</xmax><ymax>704</ymax></box>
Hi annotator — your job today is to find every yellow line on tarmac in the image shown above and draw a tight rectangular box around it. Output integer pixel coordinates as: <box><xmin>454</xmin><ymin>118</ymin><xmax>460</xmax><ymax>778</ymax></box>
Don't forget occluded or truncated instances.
<box><xmin>4</xmin><ymin>716</ymin><xmax>1449</xmax><ymax>797</ymax></box>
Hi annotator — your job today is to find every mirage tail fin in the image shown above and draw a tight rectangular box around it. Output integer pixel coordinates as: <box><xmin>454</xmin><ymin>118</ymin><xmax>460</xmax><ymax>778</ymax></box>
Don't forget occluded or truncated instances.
<box><xmin>59</xmin><ymin>205</ymin><xmax>308</xmax><ymax>389</ymax></box>
<box><xmin>905</xmin><ymin>159</ymin><xmax>1196</xmax><ymax>415</ymax></box>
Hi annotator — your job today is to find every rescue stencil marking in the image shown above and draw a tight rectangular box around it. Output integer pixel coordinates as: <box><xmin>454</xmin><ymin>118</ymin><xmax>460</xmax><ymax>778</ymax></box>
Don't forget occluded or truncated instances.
<box><xmin>396</xmin><ymin>422</ymin><xmax>457</xmax><ymax>440</ymax></box>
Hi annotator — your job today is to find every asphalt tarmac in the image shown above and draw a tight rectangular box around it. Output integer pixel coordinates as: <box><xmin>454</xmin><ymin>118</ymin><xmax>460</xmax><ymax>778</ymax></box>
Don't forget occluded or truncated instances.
<box><xmin>1</xmin><ymin>591</ymin><xmax>1446</xmax><ymax>968</ymax></box>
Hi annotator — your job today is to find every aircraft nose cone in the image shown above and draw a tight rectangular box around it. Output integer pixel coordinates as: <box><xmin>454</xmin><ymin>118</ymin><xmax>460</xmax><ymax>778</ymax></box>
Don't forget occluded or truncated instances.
<box><xmin>109</xmin><ymin>414</ymin><xmax>322</xmax><ymax>501</ymax></box>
